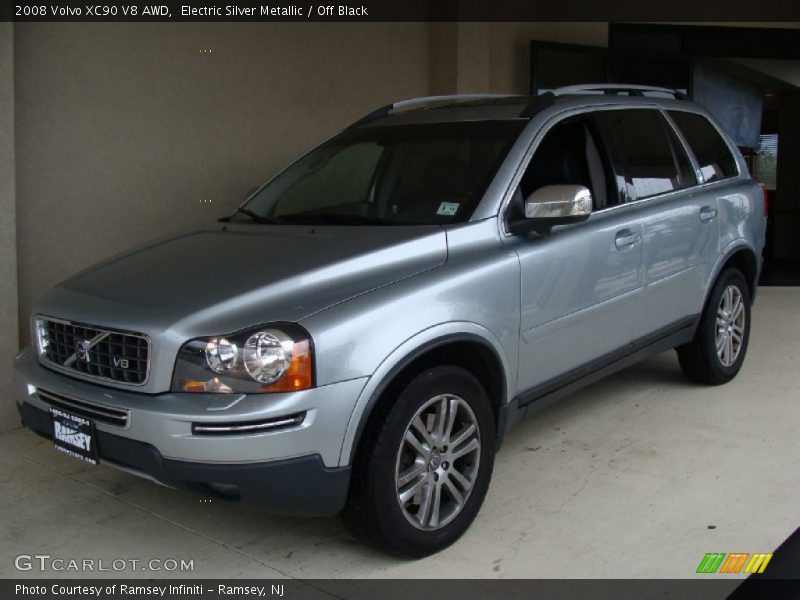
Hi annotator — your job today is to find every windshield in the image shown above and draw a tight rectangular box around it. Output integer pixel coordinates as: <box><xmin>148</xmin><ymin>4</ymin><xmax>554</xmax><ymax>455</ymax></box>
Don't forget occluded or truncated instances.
<box><xmin>240</xmin><ymin>121</ymin><xmax>525</xmax><ymax>226</ymax></box>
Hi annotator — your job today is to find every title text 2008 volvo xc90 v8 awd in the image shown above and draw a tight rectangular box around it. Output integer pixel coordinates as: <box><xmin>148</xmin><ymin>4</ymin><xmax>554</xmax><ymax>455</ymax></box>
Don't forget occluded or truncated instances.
<box><xmin>15</xmin><ymin>85</ymin><xmax>766</xmax><ymax>557</ymax></box>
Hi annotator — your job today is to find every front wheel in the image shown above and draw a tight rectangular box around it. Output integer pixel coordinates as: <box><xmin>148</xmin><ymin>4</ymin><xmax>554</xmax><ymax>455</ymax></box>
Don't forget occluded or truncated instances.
<box><xmin>342</xmin><ymin>365</ymin><xmax>496</xmax><ymax>557</ymax></box>
<box><xmin>678</xmin><ymin>268</ymin><xmax>751</xmax><ymax>385</ymax></box>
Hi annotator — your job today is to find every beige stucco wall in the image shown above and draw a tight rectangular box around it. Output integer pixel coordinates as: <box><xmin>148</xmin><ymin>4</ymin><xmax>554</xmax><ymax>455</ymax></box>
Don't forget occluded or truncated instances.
<box><xmin>1</xmin><ymin>23</ymin><xmax>18</xmax><ymax>432</ymax></box>
<box><xmin>14</xmin><ymin>23</ymin><xmax>430</xmax><ymax>351</ymax></box>
<box><xmin>428</xmin><ymin>22</ymin><xmax>609</xmax><ymax>96</ymax></box>
<box><xmin>489</xmin><ymin>22</ymin><xmax>608</xmax><ymax>94</ymax></box>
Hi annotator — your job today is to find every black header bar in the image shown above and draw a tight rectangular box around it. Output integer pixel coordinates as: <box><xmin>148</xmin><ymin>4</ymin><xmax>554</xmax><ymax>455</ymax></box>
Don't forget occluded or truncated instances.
<box><xmin>4</xmin><ymin>0</ymin><xmax>800</xmax><ymax>22</ymax></box>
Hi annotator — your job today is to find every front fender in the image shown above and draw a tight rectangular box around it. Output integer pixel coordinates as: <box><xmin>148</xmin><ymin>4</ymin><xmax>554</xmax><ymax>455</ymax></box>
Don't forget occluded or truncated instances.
<box><xmin>336</xmin><ymin>322</ymin><xmax>515</xmax><ymax>466</ymax></box>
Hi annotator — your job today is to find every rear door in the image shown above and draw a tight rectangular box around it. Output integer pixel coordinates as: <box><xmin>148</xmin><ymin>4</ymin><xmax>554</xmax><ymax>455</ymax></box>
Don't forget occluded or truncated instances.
<box><xmin>666</xmin><ymin>109</ymin><xmax>749</xmax><ymax>267</ymax></box>
<box><xmin>596</xmin><ymin>107</ymin><xmax>713</xmax><ymax>336</ymax></box>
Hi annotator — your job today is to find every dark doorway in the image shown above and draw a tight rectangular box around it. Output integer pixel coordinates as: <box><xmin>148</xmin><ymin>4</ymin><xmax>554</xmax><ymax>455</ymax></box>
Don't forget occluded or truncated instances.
<box><xmin>762</xmin><ymin>89</ymin><xmax>800</xmax><ymax>285</ymax></box>
<box><xmin>530</xmin><ymin>25</ymin><xmax>800</xmax><ymax>285</ymax></box>
<box><xmin>530</xmin><ymin>41</ymin><xmax>608</xmax><ymax>95</ymax></box>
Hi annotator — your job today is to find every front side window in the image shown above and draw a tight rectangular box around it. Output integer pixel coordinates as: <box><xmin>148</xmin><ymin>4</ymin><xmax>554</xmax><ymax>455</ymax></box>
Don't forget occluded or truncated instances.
<box><xmin>506</xmin><ymin>115</ymin><xmax>618</xmax><ymax>229</ymax></box>
<box><xmin>667</xmin><ymin>110</ymin><xmax>738</xmax><ymax>183</ymax></box>
<box><xmin>242</xmin><ymin>121</ymin><xmax>525</xmax><ymax>226</ymax></box>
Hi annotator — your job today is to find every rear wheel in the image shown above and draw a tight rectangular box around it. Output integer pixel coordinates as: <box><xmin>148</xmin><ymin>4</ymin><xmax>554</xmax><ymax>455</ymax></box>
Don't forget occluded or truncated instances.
<box><xmin>342</xmin><ymin>365</ymin><xmax>495</xmax><ymax>557</ymax></box>
<box><xmin>678</xmin><ymin>268</ymin><xmax>751</xmax><ymax>385</ymax></box>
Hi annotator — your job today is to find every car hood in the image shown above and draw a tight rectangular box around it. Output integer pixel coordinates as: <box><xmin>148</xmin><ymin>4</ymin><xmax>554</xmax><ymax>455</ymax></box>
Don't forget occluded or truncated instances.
<box><xmin>36</xmin><ymin>224</ymin><xmax>448</xmax><ymax>338</ymax></box>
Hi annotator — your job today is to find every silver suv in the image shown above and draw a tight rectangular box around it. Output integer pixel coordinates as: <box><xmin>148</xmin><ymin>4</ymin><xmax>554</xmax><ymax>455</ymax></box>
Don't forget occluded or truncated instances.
<box><xmin>15</xmin><ymin>84</ymin><xmax>766</xmax><ymax>557</ymax></box>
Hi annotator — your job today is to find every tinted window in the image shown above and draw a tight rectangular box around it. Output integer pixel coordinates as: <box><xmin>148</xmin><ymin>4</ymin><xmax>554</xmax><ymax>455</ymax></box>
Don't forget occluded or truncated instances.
<box><xmin>245</xmin><ymin>121</ymin><xmax>524</xmax><ymax>225</ymax></box>
<box><xmin>598</xmin><ymin>109</ymin><xmax>692</xmax><ymax>199</ymax></box>
<box><xmin>668</xmin><ymin>110</ymin><xmax>738</xmax><ymax>182</ymax></box>
<box><xmin>507</xmin><ymin>116</ymin><xmax>617</xmax><ymax>229</ymax></box>
<box><xmin>664</xmin><ymin>121</ymin><xmax>697</xmax><ymax>187</ymax></box>
<box><xmin>275</xmin><ymin>142</ymin><xmax>383</xmax><ymax>216</ymax></box>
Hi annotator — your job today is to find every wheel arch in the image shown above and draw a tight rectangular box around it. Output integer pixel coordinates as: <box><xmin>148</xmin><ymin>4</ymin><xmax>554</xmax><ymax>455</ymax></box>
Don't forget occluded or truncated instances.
<box><xmin>707</xmin><ymin>243</ymin><xmax>759</xmax><ymax>307</ymax></box>
<box><xmin>339</xmin><ymin>326</ymin><xmax>512</xmax><ymax>467</ymax></box>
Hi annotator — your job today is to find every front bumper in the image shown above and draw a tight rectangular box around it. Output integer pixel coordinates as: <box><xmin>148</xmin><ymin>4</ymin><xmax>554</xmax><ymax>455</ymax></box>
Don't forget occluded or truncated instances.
<box><xmin>14</xmin><ymin>348</ymin><xmax>366</xmax><ymax>515</ymax></box>
<box><xmin>18</xmin><ymin>402</ymin><xmax>350</xmax><ymax>516</ymax></box>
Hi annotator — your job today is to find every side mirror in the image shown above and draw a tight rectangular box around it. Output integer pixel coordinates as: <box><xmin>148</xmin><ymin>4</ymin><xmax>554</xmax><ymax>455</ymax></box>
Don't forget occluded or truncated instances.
<box><xmin>524</xmin><ymin>184</ymin><xmax>593</xmax><ymax>233</ymax></box>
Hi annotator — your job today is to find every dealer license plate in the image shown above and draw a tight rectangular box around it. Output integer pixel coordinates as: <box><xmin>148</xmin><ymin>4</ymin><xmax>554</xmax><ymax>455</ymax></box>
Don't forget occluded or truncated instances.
<box><xmin>50</xmin><ymin>407</ymin><xmax>98</xmax><ymax>464</ymax></box>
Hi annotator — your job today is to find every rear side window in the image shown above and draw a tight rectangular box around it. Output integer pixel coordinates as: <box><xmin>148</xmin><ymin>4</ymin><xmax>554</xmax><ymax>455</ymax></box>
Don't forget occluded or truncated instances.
<box><xmin>667</xmin><ymin>111</ymin><xmax>738</xmax><ymax>183</ymax></box>
<box><xmin>598</xmin><ymin>109</ymin><xmax>694</xmax><ymax>200</ymax></box>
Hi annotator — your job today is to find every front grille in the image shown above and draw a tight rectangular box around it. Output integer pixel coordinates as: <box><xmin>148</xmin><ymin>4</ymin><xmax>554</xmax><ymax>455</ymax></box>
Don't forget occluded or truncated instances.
<box><xmin>36</xmin><ymin>317</ymin><xmax>150</xmax><ymax>385</ymax></box>
<box><xmin>38</xmin><ymin>388</ymin><xmax>130</xmax><ymax>427</ymax></box>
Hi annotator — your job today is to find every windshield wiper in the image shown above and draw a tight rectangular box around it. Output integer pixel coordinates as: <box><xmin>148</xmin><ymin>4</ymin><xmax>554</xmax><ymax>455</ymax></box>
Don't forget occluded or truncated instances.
<box><xmin>278</xmin><ymin>214</ymin><xmax>398</xmax><ymax>226</ymax></box>
<box><xmin>219</xmin><ymin>207</ymin><xmax>281</xmax><ymax>224</ymax></box>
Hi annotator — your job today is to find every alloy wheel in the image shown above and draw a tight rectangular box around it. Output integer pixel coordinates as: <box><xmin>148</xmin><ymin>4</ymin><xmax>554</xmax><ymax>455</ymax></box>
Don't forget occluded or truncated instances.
<box><xmin>394</xmin><ymin>394</ymin><xmax>481</xmax><ymax>530</ymax></box>
<box><xmin>715</xmin><ymin>284</ymin><xmax>746</xmax><ymax>367</ymax></box>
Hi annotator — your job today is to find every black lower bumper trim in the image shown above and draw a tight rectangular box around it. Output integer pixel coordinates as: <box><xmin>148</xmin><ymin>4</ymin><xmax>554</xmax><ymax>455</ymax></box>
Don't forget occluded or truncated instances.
<box><xmin>18</xmin><ymin>401</ymin><xmax>350</xmax><ymax>517</ymax></box>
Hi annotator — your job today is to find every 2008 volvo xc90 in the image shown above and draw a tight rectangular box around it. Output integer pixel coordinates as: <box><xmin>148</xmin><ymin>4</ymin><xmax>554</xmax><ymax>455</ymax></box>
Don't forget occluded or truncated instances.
<box><xmin>15</xmin><ymin>85</ymin><xmax>766</xmax><ymax>557</ymax></box>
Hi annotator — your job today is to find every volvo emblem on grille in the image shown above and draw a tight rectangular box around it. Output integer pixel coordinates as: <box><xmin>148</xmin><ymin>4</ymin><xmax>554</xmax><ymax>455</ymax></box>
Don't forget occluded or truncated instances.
<box><xmin>75</xmin><ymin>340</ymin><xmax>91</xmax><ymax>363</ymax></box>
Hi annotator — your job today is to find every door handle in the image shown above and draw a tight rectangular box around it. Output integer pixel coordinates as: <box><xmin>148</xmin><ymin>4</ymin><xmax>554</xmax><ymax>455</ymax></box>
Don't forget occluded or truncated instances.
<box><xmin>700</xmin><ymin>206</ymin><xmax>717</xmax><ymax>222</ymax></box>
<box><xmin>615</xmin><ymin>229</ymin><xmax>641</xmax><ymax>250</ymax></box>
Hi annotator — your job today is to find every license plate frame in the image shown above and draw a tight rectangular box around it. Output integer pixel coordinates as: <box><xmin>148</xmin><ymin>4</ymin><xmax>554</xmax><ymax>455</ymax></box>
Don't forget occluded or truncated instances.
<box><xmin>50</xmin><ymin>407</ymin><xmax>99</xmax><ymax>464</ymax></box>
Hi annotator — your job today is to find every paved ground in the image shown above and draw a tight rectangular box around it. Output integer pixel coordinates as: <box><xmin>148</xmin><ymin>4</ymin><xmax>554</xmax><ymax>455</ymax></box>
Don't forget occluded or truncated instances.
<box><xmin>1</xmin><ymin>287</ymin><xmax>798</xmax><ymax>580</ymax></box>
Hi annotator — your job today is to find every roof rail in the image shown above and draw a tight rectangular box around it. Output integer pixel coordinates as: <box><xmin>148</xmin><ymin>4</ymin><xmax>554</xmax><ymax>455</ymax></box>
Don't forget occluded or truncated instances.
<box><xmin>549</xmin><ymin>84</ymin><xmax>686</xmax><ymax>100</ymax></box>
<box><xmin>350</xmin><ymin>94</ymin><xmax>520</xmax><ymax>127</ymax></box>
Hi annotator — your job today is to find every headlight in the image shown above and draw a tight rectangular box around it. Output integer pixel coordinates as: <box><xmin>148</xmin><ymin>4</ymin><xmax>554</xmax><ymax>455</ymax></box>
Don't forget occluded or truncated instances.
<box><xmin>34</xmin><ymin>318</ymin><xmax>50</xmax><ymax>356</ymax></box>
<box><xmin>243</xmin><ymin>331</ymin><xmax>292</xmax><ymax>383</ymax></box>
<box><xmin>205</xmin><ymin>338</ymin><xmax>238</xmax><ymax>373</ymax></box>
<box><xmin>172</xmin><ymin>324</ymin><xmax>313</xmax><ymax>394</ymax></box>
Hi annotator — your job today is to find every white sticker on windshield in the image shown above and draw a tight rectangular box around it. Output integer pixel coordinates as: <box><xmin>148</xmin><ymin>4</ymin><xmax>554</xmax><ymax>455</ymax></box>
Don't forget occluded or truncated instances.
<box><xmin>437</xmin><ymin>202</ymin><xmax>460</xmax><ymax>216</ymax></box>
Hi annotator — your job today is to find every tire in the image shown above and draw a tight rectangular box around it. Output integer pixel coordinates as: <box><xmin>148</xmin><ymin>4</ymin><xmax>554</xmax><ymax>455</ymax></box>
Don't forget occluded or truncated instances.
<box><xmin>342</xmin><ymin>365</ymin><xmax>496</xmax><ymax>558</ymax></box>
<box><xmin>677</xmin><ymin>268</ymin><xmax>751</xmax><ymax>385</ymax></box>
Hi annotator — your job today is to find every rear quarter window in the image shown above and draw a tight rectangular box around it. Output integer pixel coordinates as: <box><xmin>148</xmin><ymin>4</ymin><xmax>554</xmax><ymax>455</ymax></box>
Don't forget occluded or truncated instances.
<box><xmin>667</xmin><ymin>111</ymin><xmax>739</xmax><ymax>183</ymax></box>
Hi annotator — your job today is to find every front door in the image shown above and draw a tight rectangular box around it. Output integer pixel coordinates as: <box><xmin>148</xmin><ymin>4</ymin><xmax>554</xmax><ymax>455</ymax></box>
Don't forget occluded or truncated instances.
<box><xmin>506</xmin><ymin>114</ymin><xmax>645</xmax><ymax>397</ymax></box>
